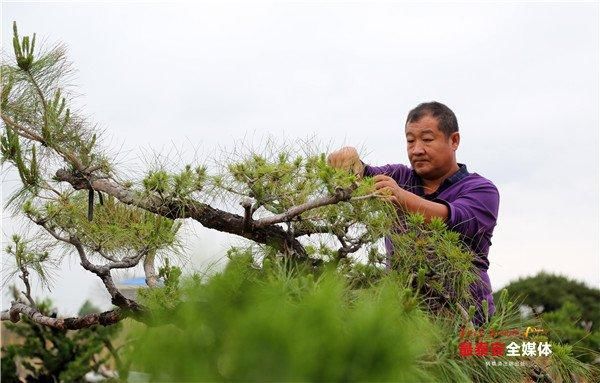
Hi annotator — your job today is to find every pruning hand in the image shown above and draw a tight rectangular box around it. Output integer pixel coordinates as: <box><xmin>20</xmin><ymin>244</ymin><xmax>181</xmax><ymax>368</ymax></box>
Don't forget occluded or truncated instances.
<box><xmin>327</xmin><ymin>146</ymin><xmax>365</xmax><ymax>177</ymax></box>
<box><xmin>373</xmin><ymin>175</ymin><xmax>403</xmax><ymax>207</ymax></box>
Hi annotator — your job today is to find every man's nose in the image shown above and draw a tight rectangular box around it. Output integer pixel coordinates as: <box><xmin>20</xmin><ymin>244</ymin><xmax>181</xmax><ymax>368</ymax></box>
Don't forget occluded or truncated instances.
<box><xmin>410</xmin><ymin>143</ymin><xmax>425</xmax><ymax>155</ymax></box>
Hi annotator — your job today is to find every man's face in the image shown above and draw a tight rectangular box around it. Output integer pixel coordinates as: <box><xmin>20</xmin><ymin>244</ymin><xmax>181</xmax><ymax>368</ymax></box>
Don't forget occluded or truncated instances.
<box><xmin>405</xmin><ymin>114</ymin><xmax>459</xmax><ymax>180</ymax></box>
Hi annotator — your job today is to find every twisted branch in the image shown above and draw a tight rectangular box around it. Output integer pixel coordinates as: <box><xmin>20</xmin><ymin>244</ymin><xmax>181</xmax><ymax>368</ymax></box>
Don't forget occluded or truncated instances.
<box><xmin>1</xmin><ymin>301</ymin><xmax>124</xmax><ymax>329</ymax></box>
<box><xmin>32</xmin><ymin>218</ymin><xmax>143</xmax><ymax>311</ymax></box>
<box><xmin>18</xmin><ymin>266</ymin><xmax>36</xmax><ymax>307</ymax></box>
<box><xmin>54</xmin><ymin>169</ymin><xmax>310</xmax><ymax>260</ymax></box>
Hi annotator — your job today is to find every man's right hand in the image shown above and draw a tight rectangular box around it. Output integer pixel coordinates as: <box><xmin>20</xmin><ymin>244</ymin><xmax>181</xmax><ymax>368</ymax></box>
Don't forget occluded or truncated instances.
<box><xmin>327</xmin><ymin>146</ymin><xmax>364</xmax><ymax>177</ymax></box>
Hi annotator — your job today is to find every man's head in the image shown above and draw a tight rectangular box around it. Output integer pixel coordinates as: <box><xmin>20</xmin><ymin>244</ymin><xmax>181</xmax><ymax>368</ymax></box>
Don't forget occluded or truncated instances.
<box><xmin>405</xmin><ymin>102</ymin><xmax>460</xmax><ymax>180</ymax></box>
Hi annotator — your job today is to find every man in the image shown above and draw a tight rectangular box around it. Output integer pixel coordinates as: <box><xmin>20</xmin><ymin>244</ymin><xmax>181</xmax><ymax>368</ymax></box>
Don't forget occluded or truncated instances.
<box><xmin>327</xmin><ymin>101</ymin><xmax>499</xmax><ymax>325</ymax></box>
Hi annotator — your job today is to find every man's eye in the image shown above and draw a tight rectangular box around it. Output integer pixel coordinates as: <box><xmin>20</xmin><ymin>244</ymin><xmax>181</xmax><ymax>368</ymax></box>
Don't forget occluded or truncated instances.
<box><xmin>423</xmin><ymin>138</ymin><xmax>433</xmax><ymax>143</ymax></box>
<box><xmin>407</xmin><ymin>140</ymin><xmax>414</xmax><ymax>144</ymax></box>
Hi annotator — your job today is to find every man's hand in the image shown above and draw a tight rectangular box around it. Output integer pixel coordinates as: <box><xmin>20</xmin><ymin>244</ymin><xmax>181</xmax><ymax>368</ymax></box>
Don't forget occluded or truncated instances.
<box><xmin>373</xmin><ymin>174</ymin><xmax>449</xmax><ymax>221</ymax></box>
<box><xmin>373</xmin><ymin>175</ymin><xmax>403</xmax><ymax>206</ymax></box>
<box><xmin>327</xmin><ymin>146</ymin><xmax>365</xmax><ymax>177</ymax></box>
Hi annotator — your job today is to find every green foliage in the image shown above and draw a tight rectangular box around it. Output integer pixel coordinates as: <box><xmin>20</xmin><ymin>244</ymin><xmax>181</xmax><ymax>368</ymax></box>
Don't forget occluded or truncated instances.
<box><xmin>12</xmin><ymin>22</ymin><xmax>36</xmax><ymax>71</ymax></box>
<box><xmin>128</xmin><ymin>254</ymin><xmax>595</xmax><ymax>383</ymax></box>
<box><xmin>0</xmin><ymin>125</ymin><xmax>40</xmax><ymax>193</ymax></box>
<box><xmin>4</xmin><ymin>234</ymin><xmax>51</xmax><ymax>288</ymax></box>
<box><xmin>223</xmin><ymin>151</ymin><xmax>358</xmax><ymax>213</ymax></box>
<box><xmin>2</xmin><ymin>23</ymin><xmax>109</xmax><ymax>180</ymax></box>
<box><xmin>1</xmin><ymin>122</ymin><xmax>22</xmax><ymax>164</ymax></box>
<box><xmin>25</xmin><ymin>193</ymin><xmax>181</xmax><ymax>256</ymax></box>
<box><xmin>131</xmin><ymin>256</ymin><xmax>437</xmax><ymax>382</ymax></box>
<box><xmin>431</xmin><ymin>290</ymin><xmax>532</xmax><ymax>383</ymax></box>
<box><xmin>1</xmin><ymin>299</ymin><xmax>122</xmax><ymax>383</ymax></box>
<box><xmin>137</xmin><ymin>258</ymin><xmax>185</xmax><ymax>316</ymax></box>
<box><xmin>125</xmin><ymin>217</ymin><xmax>599</xmax><ymax>382</ymax></box>
<box><xmin>344</xmin><ymin>262</ymin><xmax>386</xmax><ymax>289</ymax></box>
<box><xmin>1</xmin><ymin>72</ymin><xmax>14</xmax><ymax>109</ymax></box>
<box><xmin>389</xmin><ymin>215</ymin><xmax>478</xmax><ymax>310</ymax></box>
<box><xmin>142</xmin><ymin>164</ymin><xmax>207</xmax><ymax>199</ymax></box>
<box><xmin>158</xmin><ymin>258</ymin><xmax>183</xmax><ymax>289</ymax></box>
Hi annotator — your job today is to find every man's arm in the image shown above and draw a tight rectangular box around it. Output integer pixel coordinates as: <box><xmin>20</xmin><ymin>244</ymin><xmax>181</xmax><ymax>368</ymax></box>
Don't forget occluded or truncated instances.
<box><xmin>327</xmin><ymin>147</ymin><xmax>444</xmax><ymax>219</ymax></box>
<box><xmin>440</xmin><ymin>182</ymin><xmax>499</xmax><ymax>239</ymax></box>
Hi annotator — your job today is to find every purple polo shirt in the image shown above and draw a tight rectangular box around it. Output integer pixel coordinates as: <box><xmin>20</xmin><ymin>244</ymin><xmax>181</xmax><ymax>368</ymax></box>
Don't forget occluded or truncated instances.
<box><xmin>364</xmin><ymin>163</ymin><xmax>499</xmax><ymax>323</ymax></box>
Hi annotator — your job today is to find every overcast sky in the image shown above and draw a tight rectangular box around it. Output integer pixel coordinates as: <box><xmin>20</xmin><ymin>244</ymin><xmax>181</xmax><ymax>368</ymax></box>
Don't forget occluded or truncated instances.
<box><xmin>2</xmin><ymin>1</ymin><xmax>599</xmax><ymax>314</ymax></box>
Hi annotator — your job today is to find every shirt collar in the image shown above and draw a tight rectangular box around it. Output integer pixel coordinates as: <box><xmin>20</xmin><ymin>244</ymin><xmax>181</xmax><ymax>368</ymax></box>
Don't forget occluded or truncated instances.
<box><xmin>446</xmin><ymin>163</ymin><xmax>469</xmax><ymax>185</ymax></box>
<box><xmin>412</xmin><ymin>163</ymin><xmax>469</xmax><ymax>196</ymax></box>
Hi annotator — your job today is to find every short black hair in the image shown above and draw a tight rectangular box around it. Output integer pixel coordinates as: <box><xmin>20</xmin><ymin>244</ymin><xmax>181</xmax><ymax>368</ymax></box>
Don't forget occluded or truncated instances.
<box><xmin>406</xmin><ymin>101</ymin><xmax>459</xmax><ymax>138</ymax></box>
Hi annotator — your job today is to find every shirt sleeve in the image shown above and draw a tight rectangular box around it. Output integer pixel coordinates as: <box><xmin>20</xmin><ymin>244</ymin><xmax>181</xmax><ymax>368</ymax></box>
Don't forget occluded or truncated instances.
<box><xmin>436</xmin><ymin>181</ymin><xmax>500</xmax><ymax>240</ymax></box>
<box><xmin>363</xmin><ymin>163</ymin><xmax>412</xmax><ymax>186</ymax></box>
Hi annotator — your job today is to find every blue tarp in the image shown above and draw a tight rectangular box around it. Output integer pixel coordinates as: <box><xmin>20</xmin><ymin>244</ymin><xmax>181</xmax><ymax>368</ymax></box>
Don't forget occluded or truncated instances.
<box><xmin>119</xmin><ymin>277</ymin><xmax>164</xmax><ymax>287</ymax></box>
<box><xmin>119</xmin><ymin>277</ymin><xmax>148</xmax><ymax>286</ymax></box>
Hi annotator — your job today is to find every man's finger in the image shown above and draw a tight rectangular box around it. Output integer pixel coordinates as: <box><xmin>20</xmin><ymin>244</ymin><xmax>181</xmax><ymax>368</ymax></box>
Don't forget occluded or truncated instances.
<box><xmin>374</xmin><ymin>186</ymin><xmax>394</xmax><ymax>195</ymax></box>
<box><xmin>376</xmin><ymin>193</ymin><xmax>397</xmax><ymax>204</ymax></box>
<box><xmin>373</xmin><ymin>180</ymin><xmax>394</xmax><ymax>190</ymax></box>
<box><xmin>372</xmin><ymin>174</ymin><xmax>393</xmax><ymax>182</ymax></box>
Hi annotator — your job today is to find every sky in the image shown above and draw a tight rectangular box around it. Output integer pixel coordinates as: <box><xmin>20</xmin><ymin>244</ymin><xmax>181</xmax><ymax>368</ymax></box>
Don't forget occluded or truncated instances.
<box><xmin>1</xmin><ymin>1</ymin><xmax>599</xmax><ymax>315</ymax></box>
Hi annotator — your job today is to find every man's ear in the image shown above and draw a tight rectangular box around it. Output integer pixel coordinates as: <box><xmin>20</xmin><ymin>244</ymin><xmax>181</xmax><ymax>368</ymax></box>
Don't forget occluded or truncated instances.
<box><xmin>450</xmin><ymin>132</ymin><xmax>460</xmax><ymax>150</ymax></box>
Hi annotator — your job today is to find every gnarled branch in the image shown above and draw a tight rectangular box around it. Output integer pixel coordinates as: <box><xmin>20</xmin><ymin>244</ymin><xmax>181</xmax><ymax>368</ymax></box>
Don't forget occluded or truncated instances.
<box><xmin>1</xmin><ymin>301</ymin><xmax>124</xmax><ymax>329</ymax></box>
<box><xmin>18</xmin><ymin>266</ymin><xmax>36</xmax><ymax>307</ymax></box>
<box><xmin>30</xmin><ymin>218</ymin><xmax>144</xmax><ymax>311</ymax></box>
<box><xmin>55</xmin><ymin>169</ymin><xmax>310</xmax><ymax>260</ymax></box>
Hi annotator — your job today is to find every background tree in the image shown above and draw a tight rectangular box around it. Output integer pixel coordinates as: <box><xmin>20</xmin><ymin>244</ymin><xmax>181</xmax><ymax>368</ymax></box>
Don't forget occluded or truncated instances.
<box><xmin>1</xmin><ymin>23</ymin><xmax>598</xmax><ymax>382</ymax></box>
<box><xmin>495</xmin><ymin>272</ymin><xmax>600</xmax><ymax>329</ymax></box>
<box><xmin>496</xmin><ymin>272</ymin><xmax>600</xmax><ymax>364</ymax></box>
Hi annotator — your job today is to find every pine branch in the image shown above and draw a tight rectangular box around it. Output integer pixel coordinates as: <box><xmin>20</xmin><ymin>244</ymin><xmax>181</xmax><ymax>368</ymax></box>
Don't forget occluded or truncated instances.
<box><xmin>335</xmin><ymin>234</ymin><xmax>365</xmax><ymax>259</ymax></box>
<box><xmin>32</xmin><ymin>218</ymin><xmax>143</xmax><ymax>311</ymax></box>
<box><xmin>101</xmin><ymin>246</ymin><xmax>149</xmax><ymax>270</ymax></box>
<box><xmin>94</xmin><ymin>245</ymin><xmax>119</xmax><ymax>263</ymax></box>
<box><xmin>25</xmin><ymin>70</ymin><xmax>49</xmax><ymax>142</ymax></box>
<box><xmin>1</xmin><ymin>112</ymin><xmax>85</xmax><ymax>170</ymax></box>
<box><xmin>54</xmin><ymin>169</ymin><xmax>310</xmax><ymax>260</ymax></box>
<box><xmin>143</xmin><ymin>249</ymin><xmax>159</xmax><ymax>288</ymax></box>
<box><xmin>1</xmin><ymin>301</ymin><xmax>124</xmax><ymax>329</ymax></box>
<box><xmin>1</xmin><ymin>113</ymin><xmax>44</xmax><ymax>142</ymax></box>
<box><xmin>254</xmin><ymin>187</ymin><xmax>355</xmax><ymax>228</ymax></box>
<box><xmin>293</xmin><ymin>224</ymin><xmax>332</xmax><ymax>237</ymax></box>
<box><xmin>65</xmin><ymin>235</ymin><xmax>143</xmax><ymax>310</ymax></box>
<box><xmin>240</xmin><ymin>197</ymin><xmax>254</xmax><ymax>232</ymax></box>
<box><xmin>18</xmin><ymin>266</ymin><xmax>36</xmax><ymax>307</ymax></box>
